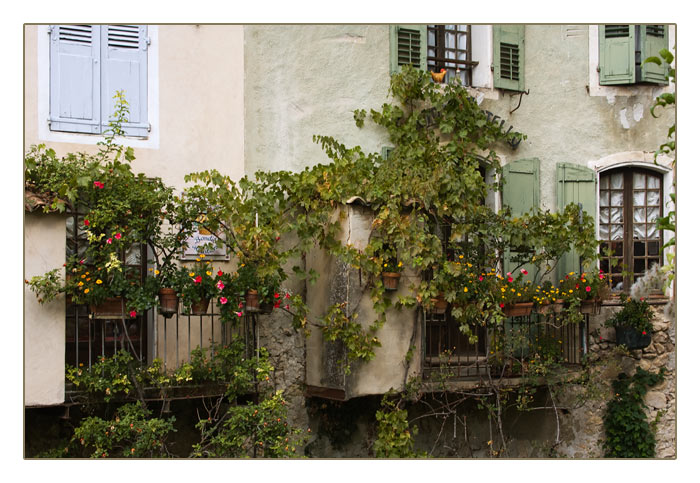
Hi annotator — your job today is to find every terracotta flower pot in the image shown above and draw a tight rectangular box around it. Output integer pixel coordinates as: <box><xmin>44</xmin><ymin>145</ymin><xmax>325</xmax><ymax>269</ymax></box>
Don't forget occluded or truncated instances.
<box><xmin>90</xmin><ymin>297</ymin><xmax>126</xmax><ymax>316</ymax></box>
<box><xmin>245</xmin><ymin>289</ymin><xmax>260</xmax><ymax>312</ymax></box>
<box><xmin>382</xmin><ymin>272</ymin><xmax>401</xmax><ymax>291</ymax></box>
<box><xmin>430</xmin><ymin>294</ymin><xmax>449</xmax><ymax>315</ymax></box>
<box><xmin>158</xmin><ymin>288</ymin><xmax>179</xmax><ymax>319</ymax></box>
<box><xmin>191</xmin><ymin>298</ymin><xmax>210</xmax><ymax>315</ymax></box>
<box><xmin>503</xmin><ymin>302</ymin><xmax>534</xmax><ymax>317</ymax></box>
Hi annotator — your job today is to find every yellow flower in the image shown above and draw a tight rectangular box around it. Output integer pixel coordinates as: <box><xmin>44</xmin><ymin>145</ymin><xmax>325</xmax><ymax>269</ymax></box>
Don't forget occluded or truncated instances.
<box><xmin>467</xmin><ymin>263</ymin><xmax>472</xmax><ymax>268</ymax></box>
<box><xmin>398</xmin><ymin>261</ymin><xmax>403</xmax><ymax>268</ymax></box>
<box><xmin>189</xmin><ymin>272</ymin><xmax>195</xmax><ymax>277</ymax></box>
<box><xmin>569</xmin><ymin>272</ymin><xmax>574</xmax><ymax>276</ymax></box>
<box><xmin>517</xmin><ymin>293</ymin><xmax>521</xmax><ymax>297</ymax></box>
<box><xmin>458</xmin><ymin>255</ymin><xmax>464</xmax><ymax>259</ymax></box>
<box><xmin>206</xmin><ymin>271</ymin><xmax>212</xmax><ymax>276</ymax></box>
<box><xmin>464</xmin><ymin>287</ymin><xmax>468</xmax><ymax>293</ymax></box>
<box><xmin>155</xmin><ymin>270</ymin><xmax>160</xmax><ymax>275</ymax></box>
<box><xmin>96</xmin><ymin>279</ymin><xmax>102</xmax><ymax>284</ymax></box>
<box><xmin>81</xmin><ymin>274</ymin><xmax>86</xmax><ymax>279</ymax></box>
<box><xmin>568</xmin><ymin>289</ymin><xmax>573</xmax><ymax>293</ymax></box>
<box><xmin>84</xmin><ymin>288</ymin><xmax>90</xmax><ymax>294</ymax></box>
<box><xmin>78</xmin><ymin>281</ymin><xmax>84</xmax><ymax>287</ymax></box>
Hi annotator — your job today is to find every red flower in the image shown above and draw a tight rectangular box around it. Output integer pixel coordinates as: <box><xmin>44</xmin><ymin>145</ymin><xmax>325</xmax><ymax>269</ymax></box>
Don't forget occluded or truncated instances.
<box><xmin>507</xmin><ymin>276</ymin><xmax>514</xmax><ymax>283</ymax></box>
<box><xmin>114</xmin><ymin>233</ymin><xmax>122</xmax><ymax>240</ymax></box>
<box><xmin>285</xmin><ymin>304</ymin><xmax>290</xmax><ymax>310</ymax></box>
<box><xmin>219</xmin><ymin>297</ymin><xmax>228</xmax><ymax>305</ymax></box>
<box><xmin>217</xmin><ymin>270</ymin><xmax>223</xmax><ymax>277</ymax></box>
<box><xmin>285</xmin><ymin>293</ymin><xmax>291</xmax><ymax>299</ymax></box>
<box><xmin>274</xmin><ymin>293</ymin><xmax>280</xmax><ymax>299</ymax></box>
<box><xmin>93</xmin><ymin>181</ymin><xmax>104</xmax><ymax>189</ymax></box>
<box><xmin>129</xmin><ymin>310</ymin><xmax>137</xmax><ymax>318</ymax></box>
<box><xmin>84</xmin><ymin>219</ymin><xmax>90</xmax><ymax>226</ymax></box>
<box><xmin>274</xmin><ymin>302</ymin><xmax>280</xmax><ymax>308</ymax></box>
<box><xmin>586</xmin><ymin>286</ymin><xmax>591</xmax><ymax>292</ymax></box>
<box><xmin>575</xmin><ymin>284</ymin><xmax>579</xmax><ymax>289</ymax></box>
<box><xmin>499</xmin><ymin>302</ymin><xmax>505</xmax><ymax>308</ymax></box>
<box><xmin>642</xmin><ymin>331</ymin><xmax>647</xmax><ymax>335</ymax></box>
<box><xmin>478</xmin><ymin>276</ymin><xmax>483</xmax><ymax>282</ymax></box>
<box><xmin>106</xmin><ymin>238</ymin><xmax>113</xmax><ymax>245</ymax></box>
<box><xmin>521</xmin><ymin>269</ymin><xmax>528</xmax><ymax>275</ymax></box>
<box><xmin>194</xmin><ymin>275</ymin><xmax>202</xmax><ymax>284</ymax></box>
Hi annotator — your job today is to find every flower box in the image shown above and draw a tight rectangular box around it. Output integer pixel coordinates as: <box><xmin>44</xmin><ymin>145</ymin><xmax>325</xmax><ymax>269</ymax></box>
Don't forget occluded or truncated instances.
<box><xmin>580</xmin><ymin>298</ymin><xmax>601</xmax><ymax>315</ymax></box>
<box><xmin>503</xmin><ymin>302</ymin><xmax>534</xmax><ymax>317</ymax></box>
<box><xmin>430</xmin><ymin>295</ymin><xmax>449</xmax><ymax>315</ymax></box>
<box><xmin>615</xmin><ymin>326</ymin><xmax>652</xmax><ymax>350</ymax></box>
<box><xmin>90</xmin><ymin>297</ymin><xmax>126</xmax><ymax>316</ymax></box>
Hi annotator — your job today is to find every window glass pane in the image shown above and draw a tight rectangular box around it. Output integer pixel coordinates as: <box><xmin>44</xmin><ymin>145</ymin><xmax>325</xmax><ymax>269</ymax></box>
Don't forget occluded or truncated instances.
<box><xmin>633</xmin><ymin>172</ymin><xmax>646</xmax><ymax>189</ymax></box>
<box><xmin>634</xmin><ymin>223</ymin><xmax>645</xmax><ymax>239</ymax></box>
<box><xmin>648</xmin><ymin>240</ymin><xmax>659</xmax><ymax>256</ymax></box>
<box><xmin>633</xmin><ymin>190</ymin><xmax>645</xmax><ymax>206</ymax></box>
<box><xmin>611</xmin><ymin>241</ymin><xmax>623</xmax><ymax>256</ymax></box>
<box><xmin>611</xmin><ymin>276</ymin><xmax>624</xmax><ymax>291</ymax></box>
<box><xmin>647</xmin><ymin>207</ymin><xmax>659</xmax><ymax>223</ymax></box>
<box><xmin>647</xmin><ymin>190</ymin><xmax>660</xmax><ymax>206</ymax></box>
<box><xmin>599</xmin><ymin>224</ymin><xmax>609</xmax><ymax>239</ymax></box>
<box><xmin>634</xmin><ymin>208</ymin><xmax>645</xmax><ymax>224</ymax></box>
<box><xmin>600</xmin><ymin>176</ymin><xmax>609</xmax><ymax>189</ymax></box>
<box><xmin>611</xmin><ymin>259</ymin><xmax>623</xmax><ymax>273</ymax></box>
<box><xmin>634</xmin><ymin>241</ymin><xmax>645</xmax><ymax>256</ymax></box>
<box><xmin>634</xmin><ymin>258</ymin><xmax>645</xmax><ymax>273</ymax></box>
<box><xmin>610</xmin><ymin>207</ymin><xmax>623</xmax><ymax>223</ymax></box>
<box><xmin>600</xmin><ymin>207</ymin><xmax>609</xmax><ymax>224</ymax></box>
<box><xmin>610</xmin><ymin>172</ymin><xmax>623</xmax><ymax>189</ymax></box>
<box><xmin>611</xmin><ymin>224</ymin><xmax>623</xmax><ymax>240</ymax></box>
<box><xmin>600</xmin><ymin>258</ymin><xmax>609</xmax><ymax>273</ymax></box>
<box><xmin>125</xmin><ymin>244</ymin><xmax>141</xmax><ymax>265</ymax></box>
<box><xmin>647</xmin><ymin>226</ymin><xmax>658</xmax><ymax>239</ymax></box>
<box><xmin>648</xmin><ymin>176</ymin><xmax>660</xmax><ymax>189</ymax></box>
<box><xmin>610</xmin><ymin>191</ymin><xmax>623</xmax><ymax>207</ymax></box>
<box><xmin>600</xmin><ymin>191</ymin><xmax>609</xmax><ymax>206</ymax></box>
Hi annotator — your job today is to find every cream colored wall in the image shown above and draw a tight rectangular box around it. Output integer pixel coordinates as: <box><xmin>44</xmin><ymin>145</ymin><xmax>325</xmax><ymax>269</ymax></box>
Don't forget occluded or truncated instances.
<box><xmin>24</xmin><ymin>24</ymin><xmax>245</xmax><ymax>191</ymax></box>
<box><xmin>24</xmin><ymin>212</ymin><xmax>66</xmax><ymax>406</ymax></box>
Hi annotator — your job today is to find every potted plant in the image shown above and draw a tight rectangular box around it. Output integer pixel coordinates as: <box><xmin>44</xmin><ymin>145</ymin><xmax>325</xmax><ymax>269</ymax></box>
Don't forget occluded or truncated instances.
<box><xmin>234</xmin><ymin>261</ymin><xmax>284</xmax><ymax>313</ymax></box>
<box><xmin>180</xmin><ymin>256</ymin><xmax>225</xmax><ymax>315</ymax></box>
<box><xmin>604</xmin><ymin>295</ymin><xmax>654</xmax><ymax>350</ymax></box>
<box><xmin>380</xmin><ymin>257</ymin><xmax>403</xmax><ymax>292</ymax></box>
<box><xmin>559</xmin><ymin>270</ymin><xmax>610</xmax><ymax>315</ymax></box>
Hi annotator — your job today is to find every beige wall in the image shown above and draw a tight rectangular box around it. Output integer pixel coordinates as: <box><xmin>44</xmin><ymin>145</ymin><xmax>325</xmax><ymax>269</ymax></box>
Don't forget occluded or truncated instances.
<box><xmin>24</xmin><ymin>212</ymin><xmax>67</xmax><ymax>406</ymax></box>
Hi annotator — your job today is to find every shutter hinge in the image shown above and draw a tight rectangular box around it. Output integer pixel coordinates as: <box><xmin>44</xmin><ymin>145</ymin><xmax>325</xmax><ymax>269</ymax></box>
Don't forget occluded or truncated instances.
<box><xmin>148</xmin><ymin>123</ymin><xmax>152</xmax><ymax>133</ymax></box>
<box><xmin>146</xmin><ymin>36</ymin><xmax>151</xmax><ymax>46</ymax></box>
<box><xmin>47</xmin><ymin>26</ymin><xmax>53</xmax><ymax>34</ymax></box>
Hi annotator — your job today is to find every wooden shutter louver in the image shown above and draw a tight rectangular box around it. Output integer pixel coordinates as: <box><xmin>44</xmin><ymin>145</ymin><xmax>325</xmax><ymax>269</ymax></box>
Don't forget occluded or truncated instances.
<box><xmin>604</xmin><ymin>25</ymin><xmax>630</xmax><ymax>38</ymax></box>
<box><xmin>499</xmin><ymin>42</ymin><xmax>520</xmax><ymax>81</ymax></box>
<box><xmin>397</xmin><ymin>27</ymin><xmax>422</xmax><ymax>68</ymax></box>
<box><xmin>107</xmin><ymin>25</ymin><xmax>140</xmax><ymax>49</ymax></box>
<box><xmin>598</xmin><ymin>24</ymin><xmax>635</xmax><ymax>85</ymax></box>
<box><xmin>640</xmin><ymin>24</ymin><xmax>669</xmax><ymax>85</ymax></box>
<box><xmin>58</xmin><ymin>25</ymin><xmax>93</xmax><ymax>44</ymax></box>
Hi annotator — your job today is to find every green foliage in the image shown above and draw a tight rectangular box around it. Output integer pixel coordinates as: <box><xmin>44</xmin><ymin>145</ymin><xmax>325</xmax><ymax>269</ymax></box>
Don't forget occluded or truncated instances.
<box><xmin>603</xmin><ymin>368</ymin><xmax>665</xmax><ymax>458</ymax></box>
<box><xmin>63</xmin><ymin>403</ymin><xmax>176</xmax><ymax>458</ymax></box>
<box><xmin>604</xmin><ymin>295</ymin><xmax>655</xmax><ymax>335</ymax></box>
<box><xmin>373</xmin><ymin>392</ymin><xmax>424</xmax><ymax>458</ymax></box>
<box><xmin>25</xmin><ymin>268</ymin><xmax>64</xmax><ymax>304</ymax></box>
<box><xmin>192</xmin><ymin>390</ymin><xmax>308</xmax><ymax>458</ymax></box>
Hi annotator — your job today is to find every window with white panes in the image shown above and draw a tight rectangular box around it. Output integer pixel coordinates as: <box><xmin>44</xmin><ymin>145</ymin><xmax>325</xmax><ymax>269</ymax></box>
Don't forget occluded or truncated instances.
<box><xmin>427</xmin><ymin>25</ymin><xmax>472</xmax><ymax>85</ymax></box>
<box><xmin>598</xmin><ymin>168</ymin><xmax>663</xmax><ymax>292</ymax></box>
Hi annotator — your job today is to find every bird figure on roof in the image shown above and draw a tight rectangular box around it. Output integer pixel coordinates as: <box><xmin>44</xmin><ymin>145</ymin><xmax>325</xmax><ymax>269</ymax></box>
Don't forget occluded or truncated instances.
<box><xmin>431</xmin><ymin>68</ymin><xmax>446</xmax><ymax>83</ymax></box>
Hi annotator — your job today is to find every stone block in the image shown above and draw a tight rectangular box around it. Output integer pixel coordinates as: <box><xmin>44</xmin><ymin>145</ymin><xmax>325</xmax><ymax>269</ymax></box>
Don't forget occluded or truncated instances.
<box><xmin>644</xmin><ymin>391</ymin><xmax>666</xmax><ymax>409</ymax></box>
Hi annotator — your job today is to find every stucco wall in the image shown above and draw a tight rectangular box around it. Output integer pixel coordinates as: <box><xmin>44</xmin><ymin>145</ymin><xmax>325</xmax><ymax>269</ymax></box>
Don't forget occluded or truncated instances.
<box><xmin>24</xmin><ymin>212</ymin><xmax>66</xmax><ymax>406</ymax></box>
<box><xmin>243</xmin><ymin>25</ymin><xmax>392</xmax><ymax>176</ymax></box>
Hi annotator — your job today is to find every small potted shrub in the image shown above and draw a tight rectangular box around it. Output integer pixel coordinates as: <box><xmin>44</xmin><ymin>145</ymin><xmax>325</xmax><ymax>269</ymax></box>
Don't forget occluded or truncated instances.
<box><xmin>381</xmin><ymin>258</ymin><xmax>403</xmax><ymax>292</ymax></box>
<box><xmin>604</xmin><ymin>295</ymin><xmax>654</xmax><ymax>350</ymax></box>
<box><xmin>234</xmin><ymin>262</ymin><xmax>284</xmax><ymax>313</ymax></box>
<box><xmin>181</xmin><ymin>256</ymin><xmax>224</xmax><ymax>315</ymax></box>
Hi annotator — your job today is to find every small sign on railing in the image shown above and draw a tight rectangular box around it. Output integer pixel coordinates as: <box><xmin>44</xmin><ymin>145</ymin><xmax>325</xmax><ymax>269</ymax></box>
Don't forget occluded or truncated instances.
<box><xmin>181</xmin><ymin>215</ymin><xmax>229</xmax><ymax>261</ymax></box>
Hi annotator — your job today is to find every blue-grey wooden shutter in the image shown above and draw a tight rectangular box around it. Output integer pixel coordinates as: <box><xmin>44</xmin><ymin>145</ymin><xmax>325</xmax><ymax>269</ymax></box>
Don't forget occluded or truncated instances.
<box><xmin>502</xmin><ymin>158</ymin><xmax>540</xmax><ymax>279</ymax></box>
<box><xmin>556</xmin><ymin>163</ymin><xmax>597</xmax><ymax>281</ymax></box>
<box><xmin>49</xmin><ymin>25</ymin><xmax>101</xmax><ymax>134</ymax></box>
<box><xmin>599</xmin><ymin>25</ymin><xmax>635</xmax><ymax>85</ymax></box>
<box><xmin>100</xmin><ymin>25</ymin><xmax>149</xmax><ymax>137</ymax></box>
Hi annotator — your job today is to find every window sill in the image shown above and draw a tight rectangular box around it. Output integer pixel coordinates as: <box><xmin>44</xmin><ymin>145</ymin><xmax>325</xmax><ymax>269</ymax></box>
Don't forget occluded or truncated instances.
<box><xmin>602</xmin><ymin>294</ymin><xmax>669</xmax><ymax>307</ymax></box>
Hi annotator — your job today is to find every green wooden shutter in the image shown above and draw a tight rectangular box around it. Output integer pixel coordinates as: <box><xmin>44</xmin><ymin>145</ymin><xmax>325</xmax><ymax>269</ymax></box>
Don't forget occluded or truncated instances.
<box><xmin>640</xmin><ymin>24</ymin><xmax>669</xmax><ymax>84</ymax></box>
<box><xmin>556</xmin><ymin>163</ymin><xmax>597</xmax><ymax>281</ymax></box>
<box><xmin>599</xmin><ymin>25</ymin><xmax>635</xmax><ymax>85</ymax></box>
<box><xmin>493</xmin><ymin>25</ymin><xmax>525</xmax><ymax>91</ymax></box>
<box><xmin>390</xmin><ymin>25</ymin><xmax>427</xmax><ymax>74</ymax></box>
<box><xmin>502</xmin><ymin>158</ymin><xmax>539</xmax><ymax>279</ymax></box>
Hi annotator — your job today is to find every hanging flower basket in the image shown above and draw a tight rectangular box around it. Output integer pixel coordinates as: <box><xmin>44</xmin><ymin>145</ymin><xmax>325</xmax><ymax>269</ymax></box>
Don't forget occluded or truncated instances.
<box><xmin>615</xmin><ymin>326</ymin><xmax>652</xmax><ymax>350</ymax></box>
<box><xmin>580</xmin><ymin>298</ymin><xmax>601</xmax><ymax>315</ymax></box>
<box><xmin>381</xmin><ymin>272</ymin><xmax>401</xmax><ymax>291</ymax></box>
<box><xmin>90</xmin><ymin>297</ymin><xmax>126</xmax><ymax>316</ymax></box>
<box><xmin>430</xmin><ymin>294</ymin><xmax>448</xmax><ymax>315</ymax></box>
<box><xmin>503</xmin><ymin>302</ymin><xmax>534</xmax><ymax>317</ymax></box>
<box><xmin>245</xmin><ymin>289</ymin><xmax>260</xmax><ymax>312</ymax></box>
<box><xmin>158</xmin><ymin>288</ymin><xmax>179</xmax><ymax>319</ymax></box>
<box><xmin>190</xmin><ymin>297</ymin><xmax>210</xmax><ymax>316</ymax></box>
